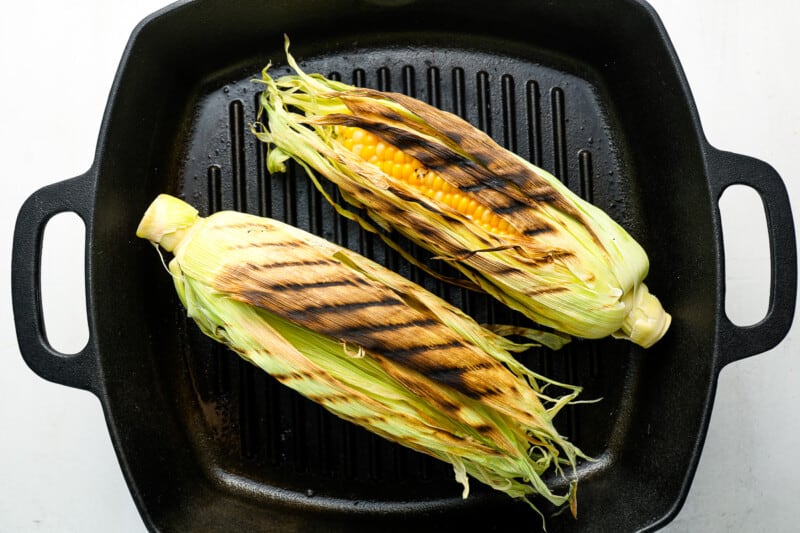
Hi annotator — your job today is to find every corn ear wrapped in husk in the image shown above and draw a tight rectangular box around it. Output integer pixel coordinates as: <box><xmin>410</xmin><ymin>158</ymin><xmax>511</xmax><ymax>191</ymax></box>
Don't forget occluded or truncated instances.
<box><xmin>136</xmin><ymin>193</ymin><xmax>587</xmax><ymax>519</ymax></box>
<box><xmin>251</xmin><ymin>39</ymin><xmax>671</xmax><ymax>348</ymax></box>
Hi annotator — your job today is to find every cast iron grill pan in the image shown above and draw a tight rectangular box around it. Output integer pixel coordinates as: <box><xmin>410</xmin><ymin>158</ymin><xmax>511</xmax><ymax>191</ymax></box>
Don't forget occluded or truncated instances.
<box><xmin>175</xmin><ymin>47</ymin><xmax>619</xmax><ymax>505</ymax></box>
<box><xmin>12</xmin><ymin>1</ymin><xmax>796</xmax><ymax>531</ymax></box>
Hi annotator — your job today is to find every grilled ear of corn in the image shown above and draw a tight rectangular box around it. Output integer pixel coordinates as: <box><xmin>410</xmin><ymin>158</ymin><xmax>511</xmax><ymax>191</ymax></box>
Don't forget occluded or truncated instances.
<box><xmin>136</xmin><ymin>194</ymin><xmax>587</xmax><ymax>519</ymax></box>
<box><xmin>252</xmin><ymin>39</ymin><xmax>671</xmax><ymax>348</ymax></box>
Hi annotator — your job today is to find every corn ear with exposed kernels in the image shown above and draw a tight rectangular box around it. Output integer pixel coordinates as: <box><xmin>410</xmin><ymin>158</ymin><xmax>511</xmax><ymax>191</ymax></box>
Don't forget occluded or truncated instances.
<box><xmin>136</xmin><ymin>193</ymin><xmax>587</xmax><ymax>519</ymax></box>
<box><xmin>252</xmin><ymin>39</ymin><xmax>671</xmax><ymax>348</ymax></box>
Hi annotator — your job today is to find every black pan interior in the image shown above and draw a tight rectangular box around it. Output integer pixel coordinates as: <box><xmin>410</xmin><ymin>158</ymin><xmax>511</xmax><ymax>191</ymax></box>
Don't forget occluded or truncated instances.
<box><xmin>95</xmin><ymin>1</ymin><xmax>716</xmax><ymax>531</ymax></box>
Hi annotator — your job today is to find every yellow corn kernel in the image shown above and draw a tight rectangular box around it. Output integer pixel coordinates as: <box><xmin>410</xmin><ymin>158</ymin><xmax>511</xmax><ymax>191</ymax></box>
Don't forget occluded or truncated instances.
<box><xmin>497</xmin><ymin>218</ymin><xmax>511</xmax><ymax>234</ymax></box>
<box><xmin>336</xmin><ymin>125</ymin><xmax>517</xmax><ymax>237</ymax></box>
<box><xmin>361</xmin><ymin>144</ymin><xmax>376</xmax><ymax>161</ymax></box>
<box><xmin>401</xmin><ymin>163</ymin><xmax>414</xmax><ymax>181</ymax></box>
<box><xmin>351</xmin><ymin>128</ymin><xmax>366</xmax><ymax>143</ymax></box>
<box><xmin>456</xmin><ymin>195</ymin><xmax>470</xmax><ymax>214</ymax></box>
<box><xmin>383</xmin><ymin>145</ymin><xmax>397</xmax><ymax>163</ymax></box>
<box><xmin>423</xmin><ymin>171</ymin><xmax>435</xmax><ymax>189</ymax></box>
<box><xmin>471</xmin><ymin>204</ymin><xmax>487</xmax><ymax>222</ymax></box>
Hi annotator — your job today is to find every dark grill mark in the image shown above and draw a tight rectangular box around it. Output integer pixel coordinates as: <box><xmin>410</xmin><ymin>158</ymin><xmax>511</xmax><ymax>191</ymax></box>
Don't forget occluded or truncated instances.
<box><xmin>272</xmin><ymin>370</ymin><xmax>316</xmax><ymax>382</ymax></box>
<box><xmin>422</xmin><ymin>367</ymin><xmax>471</xmax><ymax>392</ymax></box>
<box><xmin>279</xmin><ymin>278</ymin><xmax>364</xmax><ymax>291</ymax></box>
<box><xmin>306</xmin><ymin>393</ymin><xmax>352</xmax><ymax>404</ymax></box>
<box><xmin>328</xmin><ymin>318</ymin><xmax>439</xmax><ymax>337</ymax></box>
<box><xmin>264</xmin><ymin>259</ymin><xmax>332</xmax><ymax>269</ymax></box>
<box><xmin>386</xmin><ymin>187</ymin><xmax>422</xmax><ymax>204</ymax></box>
<box><xmin>353</xmin><ymin>184</ymin><xmax>378</xmax><ymax>200</ymax></box>
<box><xmin>488</xmin><ymin>265</ymin><xmax>520</xmax><ymax>276</ymax></box>
<box><xmin>492</xmin><ymin>200</ymin><xmax>527</xmax><ymax>215</ymax></box>
<box><xmin>414</xmin><ymin>147</ymin><xmax>475</xmax><ymax>175</ymax></box>
<box><xmin>340</xmin><ymin>93</ymin><xmax>405</xmax><ymax>122</ymax></box>
<box><xmin>440</xmin><ymin>431</ymin><xmax>466</xmax><ymax>442</ymax></box>
<box><xmin>462</xmin><ymin>385</ymin><xmax>504</xmax><ymax>400</ymax></box>
<box><xmin>522</xmin><ymin>227</ymin><xmax>552</xmax><ymax>237</ymax></box>
<box><xmin>385</xmin><ymin>340</ymin><xmax>464</xmax><ymax>360</ymax></box>
<box><xmin>421</xmin><ymin>360</ymin><xmax>496</xmax><ymax>382</ymax></box>
<box><xmin>454</xmin><ymin>174</ymin><xmax>511</xmax><ymax>193</ymax></box>
<box><xmin>459</xmin><ymin>183</ymin><xmax>488</xmax><ymax>193</ymax></box>
<box><xmin>406</xmin><ymin>359</ymin><xmax>511</xmax><ymax>400</ymax></box>
<box><xmin>286</xmin><ymin>299</ymin><xmax>405</xmax><ymax>320</ymax></box>
<box><xmin>379</xmin><ymin>203</ymin><xmax>406</xmax><ymax>217</ymax></box>
<box><xmin>531</xmin><ymin>191</ymin><xmax>558</xmax><ymax>204</ymax></box>
<box><xmin>474</xmin><ymin>424</ymin><xmax>494</xmax><ymax>435</ymax></box>
<box><xmin>435</xmin><ymin>399</ymin><xmax>461</xmax><ymax>414</ymax></box>
<box><xmin>374</xmin><ymin>125</ymin><xmax>431</xmax><ymax>155</ymax></box>
<box><xmin>421</xmin><ymin>365</ymin><xmax>466</xmax><ymax>380</ymax></box>
<box><xmin>527</xmin><ymin>285</ymin><xmax>570</xmax><ymax>296</ymax></box>
<box><xmin>349</xmin><ymin>414</ymin><xmax>387</xmax><ymax>426</ymax></box>
<box><xmin>230</xmin><ymin>240</ymin><xmax>298</xmax><ymax>250</ymax></box>
<box><xmin>244</xmin><ymin>259</ymin><xmax>339</xmax><ymax>272</ymax></box>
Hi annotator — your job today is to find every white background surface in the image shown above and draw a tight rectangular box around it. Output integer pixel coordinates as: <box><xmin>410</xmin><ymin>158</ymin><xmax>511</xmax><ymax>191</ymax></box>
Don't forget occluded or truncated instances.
<box><xmin>1</xmin><ymin>1</ymin><xmax>797</xmax><ymax>531</ymax></box>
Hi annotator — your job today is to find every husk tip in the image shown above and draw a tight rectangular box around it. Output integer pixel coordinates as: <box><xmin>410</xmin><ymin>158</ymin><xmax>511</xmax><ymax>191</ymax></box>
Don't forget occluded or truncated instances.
<box><xmin>615</xmin><ymin>283</ymin><xmax>671</xmax><ymax>348</ymax></box>
<box><xmin>136</xmin><ymin>194</ymin><xmax>199</xmax><ymax>252</ymax></box>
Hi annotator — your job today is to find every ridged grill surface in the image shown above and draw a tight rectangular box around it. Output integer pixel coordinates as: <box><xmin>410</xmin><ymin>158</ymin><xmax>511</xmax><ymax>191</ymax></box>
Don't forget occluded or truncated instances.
<box><xmin>176</xmin><ymin>48</ymin><xmax>627</xmax><ymax>500</ymax></box>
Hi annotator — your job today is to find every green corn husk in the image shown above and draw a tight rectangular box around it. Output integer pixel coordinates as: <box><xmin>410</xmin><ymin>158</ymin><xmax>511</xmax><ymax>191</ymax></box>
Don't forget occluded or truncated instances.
<box><xmin>136</xmin><ymin>194</ymin><xmax>588</xmax><ymax>521</ymax></box>
<box><xmin>251</xmin><ymin>38</ymin><xmax>671</xmax><ymax>348</ymax></box>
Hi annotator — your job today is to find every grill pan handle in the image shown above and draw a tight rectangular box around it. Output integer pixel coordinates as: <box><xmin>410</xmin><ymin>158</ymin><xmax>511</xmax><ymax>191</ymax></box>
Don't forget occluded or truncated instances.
<box><xmin>12</xmin><ymin>173</ymin><xmax>98</xmax><ymax>393</ymax></box>
<box><xmin>707</xmin><ymin>148</ymin><xmax>797</xmax><ymax>369</ymax></box>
